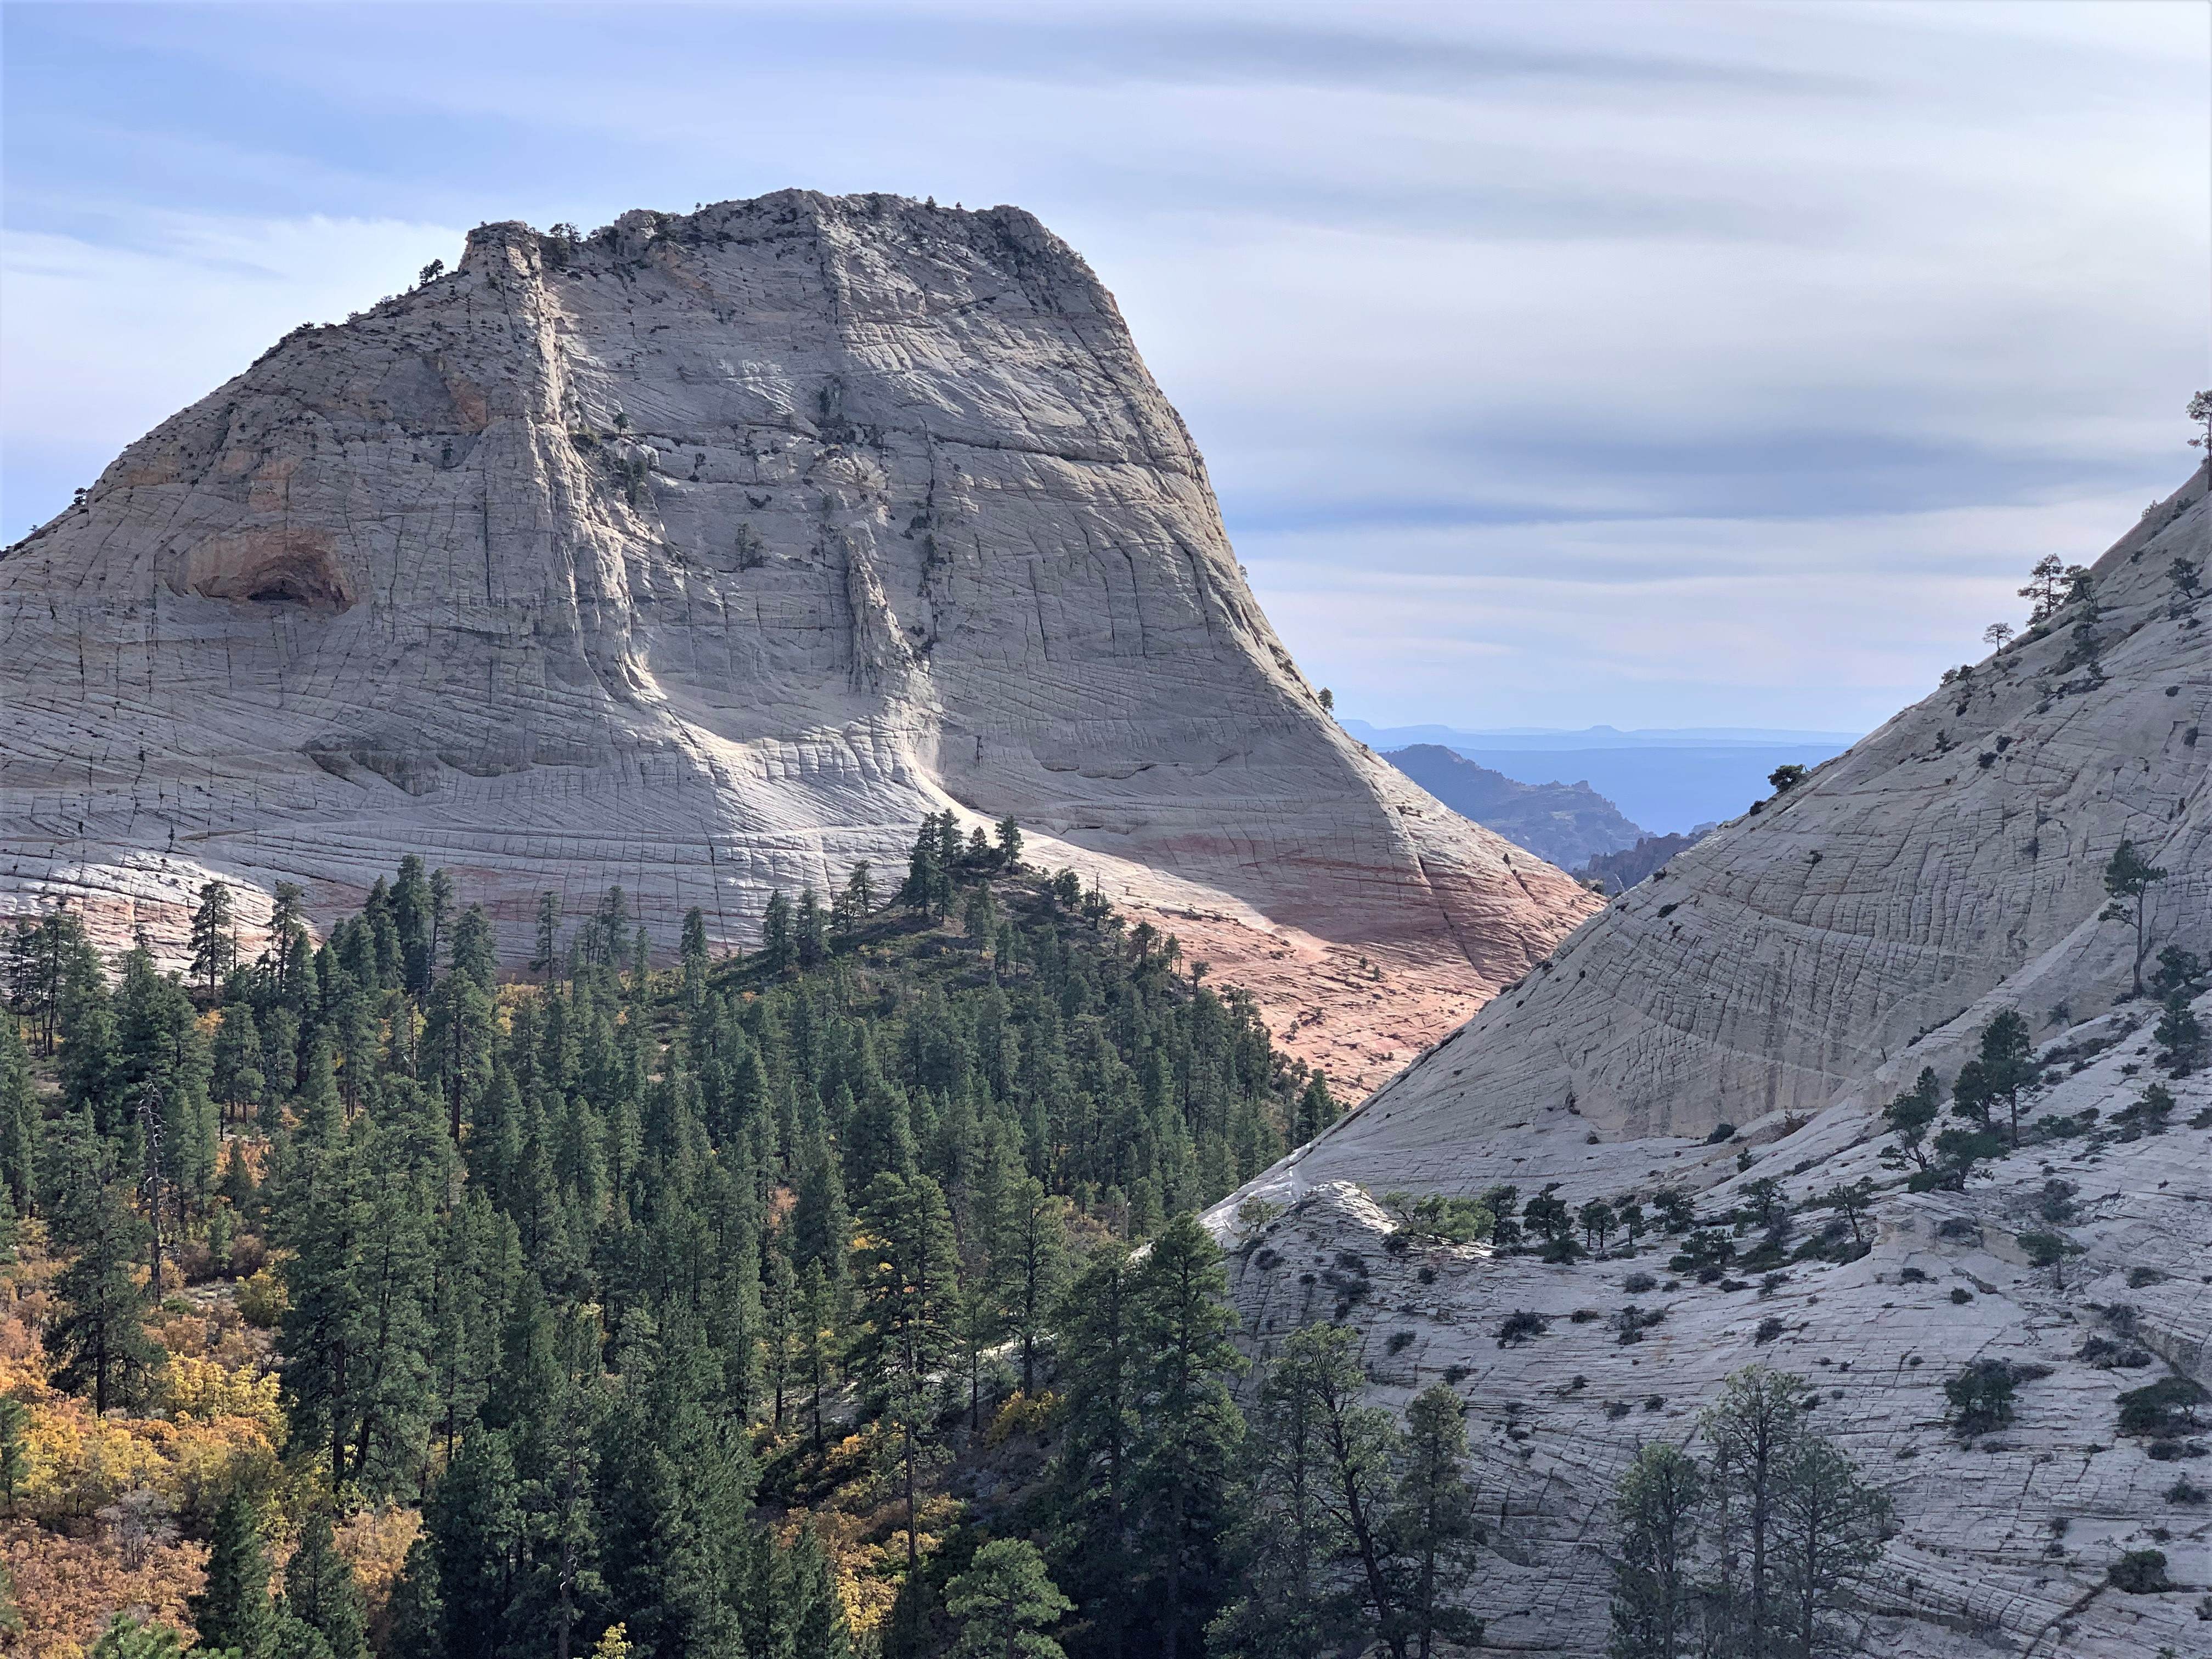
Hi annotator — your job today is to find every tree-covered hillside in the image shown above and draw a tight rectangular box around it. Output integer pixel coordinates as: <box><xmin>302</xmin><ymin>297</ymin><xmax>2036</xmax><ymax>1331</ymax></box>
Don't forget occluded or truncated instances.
<box><xmin>0</xmin><ymin>815</ymin><xmax>1897</xmax><ymax>1659</ymax></box>
<box><xmin>0</xmin><ymin>820</ymin><xmax>1336</xmax><ymax>1657</ymax></box>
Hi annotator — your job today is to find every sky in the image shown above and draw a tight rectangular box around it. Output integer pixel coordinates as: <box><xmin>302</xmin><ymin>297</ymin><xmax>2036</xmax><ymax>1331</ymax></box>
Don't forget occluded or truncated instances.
<box><xmin>3</xmin><ymin>1</ymin><xmax>2206</xmax><ymax>733</ymax></box>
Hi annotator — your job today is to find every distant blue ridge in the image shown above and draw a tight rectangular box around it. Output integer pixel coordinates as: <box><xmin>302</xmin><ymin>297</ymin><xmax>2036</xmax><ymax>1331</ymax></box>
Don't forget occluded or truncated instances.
<box><xmin>1345</xmin><ymin>721</ymin><xmax>1859</xmax><ymax>835</ymax></box>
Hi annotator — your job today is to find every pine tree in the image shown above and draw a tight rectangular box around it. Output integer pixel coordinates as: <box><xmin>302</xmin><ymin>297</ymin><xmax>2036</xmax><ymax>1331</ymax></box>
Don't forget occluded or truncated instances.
<box><xmin>386</xmin><ymin>1534</ymin><xmax>447</xmax><ymax>1659</ymax></box>
<box><xmin>1607</xmin><ymin>1442</ymin><xmax>1703</xmax><ymax>1659</ymax></box>
<box><xmin>533</xmin><ymin>892</ymin><xmax>563</xmax><ymax>980</ymax></box>
<box><xmin>851</xmin><ymin>1171</ymin><xmax>962</xmax><ymax>1572</ymax></box>
<box><xmin>797</xmin><ymin>887</ymin><xmax>828</xmax><ymax>967</ymax></box>
<box><xmin>1387</xmin><ymin>1384</ymin><xmax>1482</xmax><ymax>1658</ymax></box>
<box><xmin>283</xmin><ymin>1508</ymin><xmax>369</xmax><ymax>1659</ymax></box>
<box><xmin>1051</xmin><ymin>1245</ymin><xmax>1140</xmax><ymax>1653</ymax></box>
<box><xmin>427</xmin><ymin>1428</ymin><xmax>524</xmax><ymax>1658</ymax></box>
<box><xmin>787</xmin><ymin>1524</ymin><xmax>853</xmax><ymax>1659</ymax></box>
<box><xmin>1968</xmin><ymin>1011</ymin><xmax>2036</xmax><ymax>1146</ymax></box>
<box><xmin>0</xmin><ymin>1012</ymin><xmax>38</xmax><ymax>1214</ymax></box>
<box><xmin>764</xmin><ymin>1240</ymin><xmax>798</xmax><ymax>1426</ymax></box>
<box><xmin>0</xmin><ymin>1397</ymin><xmax>25</xmax><ymax>1510</ymax></box>
<box><xmin>60</xmin><ymin>961</ymin><xmax>125</xmax><ymax>1136</ymax></box>
<box><xmin>394</xmin><ymin>856</ymin><xmax>438</xmax><ymax>999</ymax></box>
<box><xmin>597</xmin><ymin>1316</ymin><xmax>756</xmax><ymax>1659</ymax></box>
<box><xmin>947</xmin><ymin>1538</ymin><xmax>1073</xmax><ymax>1659</ymax></box>
<box><xmin>1131</xmin><ymin>1212</ymin><xmax>1246</xmax><ymax>1659</ymax></box>
<box><xmin>1278</xmin><ymin>1322</ymin><xmax>1405</xmax><ymax>1657</ymax></box>
<box><xmin>834</xmin><ymin>860</ymin><xmax>876</xmax><ymax>936</ymax></box>
<box><xmin>451</xmin><ymin>904</ymin><xmax>499</xmax><ymax>990</ymax></box>
<box><xmin>514</xmin><ymin>1302</ymin><xmax>608</xmax><ymax>1659</ymax></box>
<box><xmin>189</xmin><ymin>879</ymin><xmax>238</xmax><ymax>999</ymax></box>
<box><xmin>1700</xmin><ymin>1365</ymin><xmax>1813</xmax><ymax>1657</ymax></box>
<box><xmin>278</xmin><ymin>1116</ymin><xmax>438</xmax><ymax>1492</ymax></box>
<box><xmin>46</xmin><ymin>1125</ymin><xmax>157</xmax><ymax>1413</ymax></box>
<box><xmin>190</xmin><ymin>1490</ymin><xmax>281</xmax><ymax>1657</ymax></box>
<box><xmin>1209</xmin><ymin>1327</ymin><xmax>1342</xmax><ymax>1659</ymax></box>
<box><xmin>425</xmin><ymin>967</ymin><xmax>498</xmax><ymax>1139</ymax></box>
<box><xmin>1294</xmin><ymin>1073</ymin><xmax>1339</xmax><ymax>1144</ymax></box>
<box><xmin>991</xmin><ymin>1176</ymin><xmax>1066</xmax><ymax>1397</ymax></box>
<box><xmin>680</xmin><ymin>907</ymin><xmax>710</xmax><ymax>1011</ymax></box>
<box><xmin>791</xmin><ymin>1108</ymin><xmax>853</xmax><ymax>1280</ymax></box>
<box><xmin>1774</xmin><ymin>1439</ymin><xmax>1889</xmax><ymax>1659</ymax></box>
<box><xmin>2101</xmin><ymin>839</ymin><xmax>2170</xmax><ymax>996</ymax></box>
<box><xmin>797</xmin><ymin>1260</ymin><xmax>838</xmax><ymax>1454</ymax></box>
<box><xmin>211</xmin><ymin>1002</ymin><xmax>267</xmax><ymax>1126</ymax></box>
<box><xmin>761</xmin><ymin>891</ymin><xmax>794</xmax><ymax>977</ymax></box>
<box><xmin>9</xmin><ymin>910</ymin><xmax>99</xmax><ymax>1057</ymax></box>
<box><xmin>1880</xmin><ymin>1068</ymin><xmax>1940</xmax><ymax>1172</ymax></box>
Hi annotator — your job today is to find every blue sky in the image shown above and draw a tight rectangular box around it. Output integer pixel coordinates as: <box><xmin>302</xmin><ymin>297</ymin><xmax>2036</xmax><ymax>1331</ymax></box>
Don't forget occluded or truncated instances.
<box><xmin>4</xmin><ymin>0</ymin><xmax>2205</xmax><ymax>731</ymax></box>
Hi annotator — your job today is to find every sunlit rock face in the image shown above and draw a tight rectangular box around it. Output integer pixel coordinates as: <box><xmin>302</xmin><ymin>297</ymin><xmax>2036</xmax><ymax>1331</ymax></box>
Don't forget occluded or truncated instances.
<box><xmin>0</xmin><ymin>190</ymin><xmax>1594</xmax><ymax>1062</ymax></box>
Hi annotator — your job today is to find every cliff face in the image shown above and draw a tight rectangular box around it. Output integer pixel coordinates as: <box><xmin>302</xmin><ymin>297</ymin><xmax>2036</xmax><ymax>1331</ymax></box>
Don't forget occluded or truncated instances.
<box><xmin>1258</xmin><ymin>464</ymin><xmax>2208</xmax><ymax>1183</ymax></box>
<box><xmin>0</xmin><ymin>191</ymin><xmax>1594</xmax><ymax>1068</ymax></box>
<box><xmin>1209</xmin><ymin>471</ymin><xmax>2210</xmax><ymax>1657</ymax></box>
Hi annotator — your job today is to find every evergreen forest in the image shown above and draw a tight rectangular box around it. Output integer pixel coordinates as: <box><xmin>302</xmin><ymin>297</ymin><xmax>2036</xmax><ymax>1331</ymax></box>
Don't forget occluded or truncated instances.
<box><xmin>0</xmin><ymin>817</ymin><xmax>1890</xmax><ymax>1658</ymax></box>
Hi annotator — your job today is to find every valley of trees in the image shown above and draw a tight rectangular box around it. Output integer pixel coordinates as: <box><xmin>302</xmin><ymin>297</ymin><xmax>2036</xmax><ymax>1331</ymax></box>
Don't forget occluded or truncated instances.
<box><xmin>0</xmin><ymin>819</ymin><xmax>1893</xmax><ymax>1657</ymax></box>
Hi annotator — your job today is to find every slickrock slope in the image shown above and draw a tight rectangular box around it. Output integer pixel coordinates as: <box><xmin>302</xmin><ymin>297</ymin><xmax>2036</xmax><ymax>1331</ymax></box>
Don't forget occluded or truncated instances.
<box><xmin>0</xmin><ymin>191</ymin><xmax>1594</xmax><ymax>1064</ymax></box>
<box><xmin>1209</xmin><ymin>468</ymin><xmax>2210</xmax><ymax>1656</ymax></box>
<box><xmin>1260</xmin><ymin>464</ymin><xmax>2209</xmax><ymax>1186</ymax></box>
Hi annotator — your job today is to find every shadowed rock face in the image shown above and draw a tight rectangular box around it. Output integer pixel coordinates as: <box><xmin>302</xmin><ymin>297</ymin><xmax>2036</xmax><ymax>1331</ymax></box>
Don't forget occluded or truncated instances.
<box><xmin>0</xmin><ymin>190</ymin><xmax>1594</xmax><ymax>1053</ymax></box>
<box><xmin>1242</xmin><ymin>465</ymin><xmax>2209</xmax><ymax>1186</ymax></box>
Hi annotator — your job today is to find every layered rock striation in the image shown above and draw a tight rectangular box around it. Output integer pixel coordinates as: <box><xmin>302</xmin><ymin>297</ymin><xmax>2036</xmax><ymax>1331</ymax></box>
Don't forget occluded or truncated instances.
<box><xmin>0</xmin><ymin>192</ymin><xmax>1595</xmax><ymax>1067</ymax></box>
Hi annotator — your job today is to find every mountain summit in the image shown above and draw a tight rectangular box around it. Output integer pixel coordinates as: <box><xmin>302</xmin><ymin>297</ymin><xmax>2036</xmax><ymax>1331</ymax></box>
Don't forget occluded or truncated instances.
<box><xmin>0</xmin><ymin>191</ymin><xmax>1593</xmax><ymax>1070</ymax></box>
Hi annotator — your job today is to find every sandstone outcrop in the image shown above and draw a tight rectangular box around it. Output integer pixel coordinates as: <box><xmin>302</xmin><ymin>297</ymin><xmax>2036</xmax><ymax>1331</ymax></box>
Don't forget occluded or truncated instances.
<box><xmin>0</xmin><ymin>191</ymin><xmax>1595</xmax><ymax>1067</ymax></box>
<box><xmin>1210</xmin><ymin>467</ymin><xmax>2211</xmax><ymax>1655</ymax></box>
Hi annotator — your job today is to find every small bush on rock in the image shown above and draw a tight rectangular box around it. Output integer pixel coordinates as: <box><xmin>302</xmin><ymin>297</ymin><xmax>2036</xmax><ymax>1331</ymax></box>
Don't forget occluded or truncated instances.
<box><xmin>1945</xmin><ymin>1359</ymin><xmax>2022</xmax><ymax>1434</ymax></box>
<box><xmin>1497</xmin><ymin>1310</ymin><xmax>1549</xmax><ymax>1347</ymax></box>
<box><xmin>2120</xmin><ymin>1376</ymin><xmax>2210</xmax><ymax>1438</ymax></box>
<box><xmin>2109</xmin><ymin>1549</ymin><xmax>2171</xmax><ymax>1593</ymax></box>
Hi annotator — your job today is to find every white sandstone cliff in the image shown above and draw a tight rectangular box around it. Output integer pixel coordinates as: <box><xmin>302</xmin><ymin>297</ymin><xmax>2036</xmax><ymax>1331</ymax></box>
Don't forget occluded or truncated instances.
<box><xmin>0</xmin><ymin>191</ymin><xmax>1595</xmax><ymax>1079</ymax></box>
<box><xmin>1208</xmin><ymin>467</ymin><xmax>2211</xmax><ymax>1656</ymax></box>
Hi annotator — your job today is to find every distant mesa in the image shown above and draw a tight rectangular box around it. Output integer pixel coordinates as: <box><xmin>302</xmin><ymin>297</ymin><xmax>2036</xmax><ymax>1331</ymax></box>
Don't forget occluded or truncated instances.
<box><xmin>1380</xmin><ymin>743</ymin><xmax>1644</xmax><ymax>872</ymax></box>
<box><xmin>1345</xmin><ymin>720</ymin><xmax>1856</xmax><ymax>835</ymax></box>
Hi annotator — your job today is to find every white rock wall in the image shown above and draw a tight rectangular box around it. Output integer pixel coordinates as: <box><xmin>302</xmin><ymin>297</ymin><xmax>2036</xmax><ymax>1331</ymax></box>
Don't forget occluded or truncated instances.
<box><xmin>0</xmin><ymin>192</ymin><xmax>1594</xmax><ymax>1023</ymax></box>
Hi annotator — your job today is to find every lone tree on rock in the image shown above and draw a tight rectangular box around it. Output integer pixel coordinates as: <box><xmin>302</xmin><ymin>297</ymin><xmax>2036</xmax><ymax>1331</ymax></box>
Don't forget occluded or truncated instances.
<box><xmin>2018</xmin><ymin>555</ymin><xmax>2067</xmax><ymax>624</ymax></box>
<box><xmin>2101</xmin><ymin>839</ymin><xmax>2169</xmax><ymax>996</ymax></box>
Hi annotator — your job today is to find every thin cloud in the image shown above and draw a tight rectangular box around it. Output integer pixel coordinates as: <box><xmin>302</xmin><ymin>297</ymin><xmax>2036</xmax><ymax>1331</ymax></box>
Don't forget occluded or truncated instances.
<box><xmin>2</xmin><ymin>0</ymin><xmax>2202</xmax><ymax>733</ymax></box>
